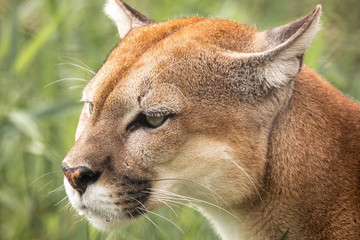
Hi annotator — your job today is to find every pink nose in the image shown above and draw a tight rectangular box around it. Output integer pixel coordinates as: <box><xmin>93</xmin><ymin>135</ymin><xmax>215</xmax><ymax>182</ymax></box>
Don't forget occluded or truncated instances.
<box><xmin>61</xmin><ymin>162</ymin><xmax>100</xmax><ymax>195</ymax></box>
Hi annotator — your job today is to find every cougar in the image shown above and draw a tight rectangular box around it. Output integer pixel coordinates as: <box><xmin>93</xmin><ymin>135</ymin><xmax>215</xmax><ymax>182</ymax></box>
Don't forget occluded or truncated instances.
<box><xmin>61</xmin><ymin>0</ymin><xmax>360</xmax><ymax>239</ymax></box>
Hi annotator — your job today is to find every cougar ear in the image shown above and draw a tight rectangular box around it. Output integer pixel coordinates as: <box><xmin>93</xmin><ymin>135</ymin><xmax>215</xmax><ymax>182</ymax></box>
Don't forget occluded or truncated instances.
<box><xmin>105</xmin><ymin>0</ymin><xmax>154</xmax><ymax>39</ymax></box>
<box><xmin>226</xmin><ymin>5</ymin><xmax>321</xmax><ymax>89</ymax></box>
<box><xmin>259</xmin><ymin>5</ymin><xmax>321</xmax><ymax>88</ymax></box>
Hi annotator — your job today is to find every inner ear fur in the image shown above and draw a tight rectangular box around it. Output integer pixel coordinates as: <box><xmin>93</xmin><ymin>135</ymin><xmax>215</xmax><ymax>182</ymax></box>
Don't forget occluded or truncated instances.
<box><xmin>105</xmin><ymin>0</ymin><xmax>154</xmax><ymax>39</ymax></box>
<box><xmin>225</xmin><ymin>5</ymin><xmax>321</xmax><ymax>91</ymax></box>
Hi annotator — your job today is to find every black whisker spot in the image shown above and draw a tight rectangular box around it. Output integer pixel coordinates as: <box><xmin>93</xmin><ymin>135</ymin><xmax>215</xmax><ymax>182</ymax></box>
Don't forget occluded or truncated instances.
<box><xmin>126</xmin><ymin>190</ymin><xmax>138</xmax><ymax>195</ymax></box>
<box><xmin>135</xmin><ymin>195</ymin><xmax>149</xmax><ymax>203</ymax></box>
<box><xmin>125</xmin><ymin>208</ymin><xmax>147</xmax><ymax>218</ymax></box>
<box><xmin>123</xmin><ymin>199</ymin><xmax>135</xmax><ymax>205</ymax></box>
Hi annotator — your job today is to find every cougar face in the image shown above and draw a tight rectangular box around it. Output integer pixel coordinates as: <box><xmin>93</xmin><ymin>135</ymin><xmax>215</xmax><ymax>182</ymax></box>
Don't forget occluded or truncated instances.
<box><xmin>62</xmin><ymin>1</ymin><xmax>360</xmax><ymax>239</ymax></box>
<box><xmin>63</xmin><ymin>15</ymin><xmax>271</xmax><ymax>229</ymax></box>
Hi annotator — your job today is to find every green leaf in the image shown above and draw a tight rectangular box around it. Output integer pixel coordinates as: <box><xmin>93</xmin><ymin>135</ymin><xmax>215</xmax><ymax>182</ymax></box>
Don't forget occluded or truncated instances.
<box><xmin>13</xmin><ymin>3</ymin><xmax>70</xmax><ymax>74</ymax></box>
<box><xmin>280</xmin><ymin>229</ymin><xmax>289</xmax><ymax>240</ymax></box>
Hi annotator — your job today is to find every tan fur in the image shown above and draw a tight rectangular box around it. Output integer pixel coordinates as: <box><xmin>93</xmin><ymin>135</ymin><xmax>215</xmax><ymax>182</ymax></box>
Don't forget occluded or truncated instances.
<box><xmin>62</xmin><ymin>1</ymin><xmax>360</xmax><ymax>239</ymax></box>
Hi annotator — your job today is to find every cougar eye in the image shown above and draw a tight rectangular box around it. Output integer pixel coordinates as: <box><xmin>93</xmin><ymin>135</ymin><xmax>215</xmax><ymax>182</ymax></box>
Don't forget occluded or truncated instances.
<box><xmin>88</xmin><ymin>102</ymin><xmax>94</xmax><ymax>115</ymax></box>
<box><xmin>146</xmin><ymin>115</ymin><xmax>167</xmax><ymax>128</ymax></box>
<box><xmin>126</xmin><ymin>113</ymin><xmax>170</xmax><ymax>132</ymax></box>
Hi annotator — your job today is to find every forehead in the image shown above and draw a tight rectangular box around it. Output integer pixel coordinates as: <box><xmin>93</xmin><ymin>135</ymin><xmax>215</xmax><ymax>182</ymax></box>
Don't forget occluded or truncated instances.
<box><xmin>84</xmin><ymin>17</ymin><xmax>258</xmax><ymax>109</ymax></box>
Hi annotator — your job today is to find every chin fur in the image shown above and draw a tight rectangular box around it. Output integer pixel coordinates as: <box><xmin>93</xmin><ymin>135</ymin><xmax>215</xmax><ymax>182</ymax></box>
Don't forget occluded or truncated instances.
<box><xmin>64</xmin><ymin>178</ymin><xmax>131</xmax><ymax>231</ymax></box>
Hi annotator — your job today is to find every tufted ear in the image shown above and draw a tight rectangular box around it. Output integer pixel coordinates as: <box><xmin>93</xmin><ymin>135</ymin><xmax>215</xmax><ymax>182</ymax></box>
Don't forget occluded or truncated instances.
<box><xmin>105</xmin><ymin>0</ymin><xmax>154</xmax><ymax>39</ymax></box>
<box><xmin>226</xmin><ymin>5</ymin><xmax>321</xmax><ymax>90</ymax></box>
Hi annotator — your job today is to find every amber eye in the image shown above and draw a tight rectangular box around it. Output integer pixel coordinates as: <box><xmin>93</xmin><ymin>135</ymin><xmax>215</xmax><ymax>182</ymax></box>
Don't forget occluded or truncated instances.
<box><xmin>145</xmin><ymin>115</ymin><xmax>167</xmax><ymax>128</ymax></box>
<box><xmin>88</xmin><ymin>102</ymin><xmax>94</xmax><ymax>115</ymax></box>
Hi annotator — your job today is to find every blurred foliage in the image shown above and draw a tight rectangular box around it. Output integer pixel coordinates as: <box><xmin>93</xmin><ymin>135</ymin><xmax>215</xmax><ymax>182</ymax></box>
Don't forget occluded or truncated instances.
<box><xmin>0</xmin><ymin>0</ymin><xmax>359</xmax><ymax>239</ymax></box>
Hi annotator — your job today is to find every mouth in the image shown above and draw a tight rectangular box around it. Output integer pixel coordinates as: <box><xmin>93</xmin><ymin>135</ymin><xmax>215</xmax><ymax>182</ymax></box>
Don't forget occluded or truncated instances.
<box><xmin>64</xmin><ymin>177</ymin><xmax>152</xmax><ymax>231</ymax></box>
<box><xmin>64</xmin><ymin>179</ymin><xmax>123</xmax><ymax>230</ymax></box>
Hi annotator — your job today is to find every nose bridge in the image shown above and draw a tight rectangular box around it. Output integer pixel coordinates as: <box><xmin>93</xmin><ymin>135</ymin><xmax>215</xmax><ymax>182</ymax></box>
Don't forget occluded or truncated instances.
<box><xmin>63</xmin><ymin>125</ymin><xmax>116</xmax><ymax>170</ymax></box>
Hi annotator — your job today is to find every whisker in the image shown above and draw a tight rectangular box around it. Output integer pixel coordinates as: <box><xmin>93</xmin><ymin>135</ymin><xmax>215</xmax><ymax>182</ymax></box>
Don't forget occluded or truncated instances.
<box><xmin>131</xmin><ymin>197</ymin><xmax>172</xmax><ymax>238</ymax></box>
<box><xmin>223</xmin><ymin>150</ymin><xmax>264</xmax><ymax>205</ymax></box>
<box><xmin>56</xmin><ymin>61</ymin><xmax>95</xmax><ymax>76</ymax></box>
<box><xmin>157</xmin><ymin>198</ymin><xmax>178</xmax><ymax>217</ymax></box>
<box><xmin>69</xmin><ymin>85</ymin><xmax>86</xmax><ymax>90</ymax></box>
<box><xmin>59</xmin><ymin>56</ymin><xmax>96</xmax><ymax>75</ymax></box>
<box><xmin>74</xmin><ymin>216</ymin><xmax>86</xmax><ymax>224</ymax></box>
<box><xmin>166</xmin><ymin>202</ymin><xmax>199</xmax><ymax>218</ymax></box>
<box><xmin>138</xmin><ymin>209</ymin><xmax>169</xmax><ymax>238</ymax></box>
<box><xmin>158</xmin><ymin>83</ymin><xmax>187</xmax><ymax>101</ymax></box>
<box><xmin>57</xmin><ymin>199</ymin><xmax>72</xmax><ymax>213</ymax></box>
<box><xmin>150</xmin><ymin>60</ymin><xmax>187</xmax><ymax>82</ymax></box>
<box><xmin>153</xmin><ymin>196</ymin><xmax>203</xmax><ymax>217</ymax></box>
<box><xmin>54</xmin><ymin>196</ymin><xmax>68</xmax><ymax>207</ymax></box>
<box><xmin>139</xmin><ymin>207</ymin><xmax>184</xmax><ymax>234</ymax></box>
<box><xmin>148</xmin><ymin>178</ymin><xmax>235</xmax><ymax>215</ymax></box>
<box><xmin>126</xmin><ymin>210</ymin><xmax>143</xmax><ymax>236</ymax></box>
<box><xmin>60</xmin><ymin>202</ymin><xmax>72</xmax><ymax>213</ymax></box>
<box><xmin>146</xmin><ymin>60</ymin><xmax>188</xmax><ymax>103</ymax></box>
<box><xmin>47</xmin><ymin>185</ymin><xmax>65</xmax><ymax>197</ymax></box>
<box><xmin>158</xmin><ymin>201</ymin><xmax>199</xmax><ymax>218</ymax></box>
<box><xmin>44</xmin><ymin>78</ymin><xmax>88</xmax><ymax>88</ymax></box>
<box><xmin>30</xmin><ymin>170</ymin><xmax>61</xmax><ymax>186</ymax></box>
<box><xmin>38</xmin><ymin>179</ymin><xmax>54</xmax><ymax>192</ymax></box>
<box><xmin>149</xmin><ymin>188</ymin><xmax>241</xmax><ymax>222</ymax></box>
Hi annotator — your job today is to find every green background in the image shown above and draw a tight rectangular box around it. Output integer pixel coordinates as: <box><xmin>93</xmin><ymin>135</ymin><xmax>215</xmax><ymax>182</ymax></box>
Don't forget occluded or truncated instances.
<box><xmin>1</xmin><ymin>0</ymin><xmax>359</xmax><ymax>239</ymax></box>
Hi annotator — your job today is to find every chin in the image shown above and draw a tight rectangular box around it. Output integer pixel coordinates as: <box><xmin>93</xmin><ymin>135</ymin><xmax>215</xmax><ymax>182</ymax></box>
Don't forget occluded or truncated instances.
<box><xmin>64</xmin><ymin>178</ymin><xmax>131</xmax><ymax>231</ymax></box>
<box><xmin>86</xmin><ymin>214</ymin><xmax>130</xmax><ymax>231</ymax></box>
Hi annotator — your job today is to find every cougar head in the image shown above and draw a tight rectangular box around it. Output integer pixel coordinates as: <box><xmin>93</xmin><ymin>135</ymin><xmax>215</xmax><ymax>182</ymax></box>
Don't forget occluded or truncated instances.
<box><xmin>62</xmin><ymin>0</ymin><xmax>321</xmax><ymax>231</ymax></box>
